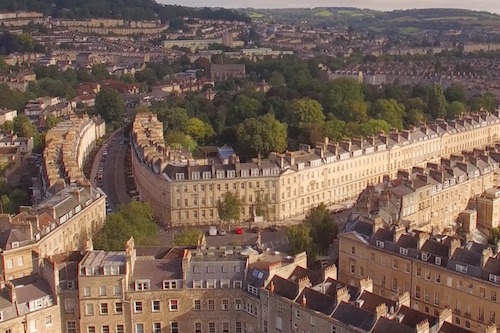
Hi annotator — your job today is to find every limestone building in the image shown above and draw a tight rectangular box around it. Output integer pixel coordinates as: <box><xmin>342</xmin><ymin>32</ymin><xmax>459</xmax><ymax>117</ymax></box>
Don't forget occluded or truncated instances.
<box><xmin>131</xmin><ymin>110</ymin><xmax>500</xmax><ymax>227</ymax></box>
<box><xmin>338</xmin><ymin>222</ymin><xmax>500</xmax><ymax>333</ymax></box>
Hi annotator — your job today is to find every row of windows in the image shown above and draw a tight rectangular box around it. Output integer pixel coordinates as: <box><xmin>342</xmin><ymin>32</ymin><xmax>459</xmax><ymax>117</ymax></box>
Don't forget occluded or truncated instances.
<box><xmin>85</xmin><ymin>321</ymin><xmax>244</xmax><ymax>333</ymax></box>
<box><xmin>83</xmin><ymin>284</ymin><xmax>122</xmax><ymax>297</ymax></box>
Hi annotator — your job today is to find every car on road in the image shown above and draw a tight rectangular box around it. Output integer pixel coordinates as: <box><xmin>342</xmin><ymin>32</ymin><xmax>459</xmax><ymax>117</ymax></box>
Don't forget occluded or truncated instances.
<box><xmin>218</xmin><ymin>230</ymin><xmax>227</xmax><ymax>236</ymax></box>
<box><xmin>235</xmin><ymin>227</ymin><xmax>243</xmax><ymax>235</ymax></box>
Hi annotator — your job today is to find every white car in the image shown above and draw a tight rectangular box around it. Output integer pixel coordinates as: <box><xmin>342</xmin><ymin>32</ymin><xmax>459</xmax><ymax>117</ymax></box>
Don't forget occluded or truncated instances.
<box><xmin>208</xmin><ymin>226</ymin><xmax>217</xmax><ymax>236</ymax></box>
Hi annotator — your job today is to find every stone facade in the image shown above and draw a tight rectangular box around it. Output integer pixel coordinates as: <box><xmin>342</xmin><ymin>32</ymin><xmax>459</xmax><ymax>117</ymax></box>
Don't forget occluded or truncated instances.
<box><xmin>131</xmin><ymin>110</ymin><xmax>500</xmax><ymax>227</ymax></box>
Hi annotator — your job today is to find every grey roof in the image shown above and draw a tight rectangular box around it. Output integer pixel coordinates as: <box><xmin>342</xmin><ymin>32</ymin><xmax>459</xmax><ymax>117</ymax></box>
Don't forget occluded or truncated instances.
<box><xmin>186</xmin><ymin>255</ymin><xmax>246</xmax><ymax>288</ymax></box>
<box><xmin>397</xmin><ymin>305</ymin><xmax>438</xmax><ymax>328</ymax></box>
<box><xmin>372</xmin><ymin>317</ymin><xmax>415</xmax><ymax>333</ymax></box>
<box><xmin>332</xmin><ymin>302</ymin><xmax>376</xmax><ymax>331</ymax></box>
<box><xmin>296</xmin><ymin>287</ymin><xmax>336</xmax><ymax>315</ymax></box>
<box><xmin>266</xmin><ymin>275</ymin><xmax>299</xmax><ymax>300</ymax></box>
<box><xmin>131</xmin><ymin>258</ymin><xmax>183</xmax><ymax>291</ymax></box>
<box><xmin>13</xmin><ymin>275</ymin><xmax>54</xmax><ymax>304</ymax></box>
<box><xmin>0</xmin><ymin>228</ymin><xmax>30</xmax><ymax>250</ymax></box>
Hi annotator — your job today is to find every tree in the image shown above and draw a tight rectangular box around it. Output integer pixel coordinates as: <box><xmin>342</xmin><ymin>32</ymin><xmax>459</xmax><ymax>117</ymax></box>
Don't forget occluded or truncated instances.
<box><xmin>186</xmin><ymin>117</ymin><xmax>215</xmax><ymax>145</ymax></box>
<box><xmin>133</xmin><ymin>105</ymin><xmax>150</xmax><ymax>114</ymax></box>
<box><xmin>370</xmin><ymin>98</ymin><xmax>405</xmax><ymax>130</ymax></box>
<box><xmin>236</xmin><ymin>113</ymin><xmax>287</xmax><ymax>158</ymax></box>
<box><xmin>405</xmin><ymin>109</ymin><xmax>427</xmax><ymax>126</ymax></box>
<box><xmin>217</xmin><ymin>192</ymin><xmax>242</xmax><ymax>225</ymax></box>
<box><xmin>254</xmin><ymin>191</ymin><xmax>270</xmax><ymax>221</ymax></box>
<box><xmin>323</xmin><ymin>118</ymin><xmax>346</xmax><ymax>142</ymax></box>
<box><xmin>471</xmin><ymin>93</ymin><xmax>497</xmax><ymax>113</ymax></box>
<box><xmin>172</xmin><ymin>229</ymin><xmax>203</xmax><ymax>246</ymax></box>
<box><xmin>428</xmin><ymin>84</ymin><xmax>448</xmax><ymax>119</ymax></box>
<box><xmin>91</xmin><ymin>64</ymin><xmax>110</xmax><ymax>81</ymax></box>
<box><xmin>95</xmin><ymin>87</ymin><xmax>125</xmax><ymax>124</ymax></box>
<box><xmin>13</xmin><ymin>115</ymin><xmax>38</xmax><ymax>138</ymax></box>
<box><xmin>290</xmin><ymin>98</ymin><xmax>325</xmax><ymax>129</ymax></box>
<box><xmin>228</xmin><ymin>95</ymin><xmax>262</xmax><ymax>125</ymax></box>
<box><xmin>94</xmin><ymin>201</ymin><xmax>158</xmax><ymax>251</ymax></box>
<box><xmin>159</xmin><ymin>107</ymin><xmax>189</xmax><ymax>132</ymax></box>
<box><xmin>45</xmin><ymin>115</ymin><xmax>61</xmax><ymax>130</ymax></box>
<box><xmin>269</xmin><ymin>71</ymin><xmax>286</xmax><ymax>87</ymax></box>
<box><xmin>164</xmin><ymin>132</ymin><xmax>197</xmax><ymax>151</ymax></box>
<box><xmin>446</xmin><ymin>101</ymin><xmax>467</xmax><ymax>119</ymax></box>
<box><xmin>358</xmin><ymin>119</ymin><xmax>391</xmax><ymax>136</ymax></box>
<box><xmin>325</xmin><ymin>78</ymin><xmax>364</xmax><ymax>121</ymax></box>
<box><xmin>287</xmin><ymin>203</ymin><xmax>337</xmax><ymax>261</ymax></box>
<box><xmin>444</xmin><ymin>84</ymin><xmax>467</xmax><ymax>104</ymax></box>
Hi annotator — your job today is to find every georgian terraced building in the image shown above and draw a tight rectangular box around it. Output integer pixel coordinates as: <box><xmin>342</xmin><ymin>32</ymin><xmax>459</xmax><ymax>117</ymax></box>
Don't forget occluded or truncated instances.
<box><xmin>131</xmin><ymin>110</ymin><xmax>500</xmax><ymax>227</ymax></box>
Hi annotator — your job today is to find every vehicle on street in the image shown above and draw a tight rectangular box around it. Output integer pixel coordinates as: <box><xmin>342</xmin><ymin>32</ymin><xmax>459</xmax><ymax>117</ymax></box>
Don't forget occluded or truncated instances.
<box><xmin>208</xmin><ymin>226</ymin><xmax>217</xmax><ymax>236</ymax></box>
<box><xmin>218</xmin><ymin>230</ymin><xmax>227</xmax><ymax>236</ymax></box>
<box><xmin>235</xmin><ymin>227</ymin><xmax>243</xmax><ymax>234</ymax></box>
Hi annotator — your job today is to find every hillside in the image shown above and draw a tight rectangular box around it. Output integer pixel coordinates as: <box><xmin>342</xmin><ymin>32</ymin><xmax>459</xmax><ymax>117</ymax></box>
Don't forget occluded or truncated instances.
<box><xmin>243</xmin><ymin>7</ymin><xmax>500</xmax><ymax>31</ymax></box>
<box><xmin>0</xmin><ymin>0</ymin><xmax>251</xmax><ymax>22</ymax></box>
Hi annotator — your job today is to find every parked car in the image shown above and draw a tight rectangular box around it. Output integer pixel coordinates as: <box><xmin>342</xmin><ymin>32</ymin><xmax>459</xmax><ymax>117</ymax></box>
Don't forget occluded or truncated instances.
<box><xmin>208</xmin><ymin>226</ymin><xmax>217</xmax><ymax>236</ymax></box>
<box><xmin>235</xmin><ymin>227</ymin><xmax>243</xmax><ymax>235</ymax></box>
<box><xmin>218</xmin><ymin>230</ymin><xmax>227</xmax><ymax>236</ymax></box>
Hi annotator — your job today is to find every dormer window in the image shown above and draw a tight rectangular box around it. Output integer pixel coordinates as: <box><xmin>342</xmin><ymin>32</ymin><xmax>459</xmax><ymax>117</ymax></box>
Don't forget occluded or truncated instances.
<box><xmin>135</xmin><ymin>280</ymin><xmax>150</xmax><ymax>291</ymax></box>
<box><xmin>11</xmin><ymin>242</ymin><xmax>19</xmax><ymax>249</ymax></box>
<box><xmin>163</xmin><ymin>280</ymin><xmax>180</xmax><ymax>290</ymax></box>
<box><xmin>175</xmin><ymin>173</ymin><xmax>184</xmax><ymax>181</ymax></box>
<box><xmin>251</xmin><ymin>168</ymin><xmax>259</xmax><ymax>176</ymax></box>
<box><xmin>376</xmin><ymin>240</ymin><xmax>384</xmax><ymax>248</ymax></box>
<box><xmin>421</xmin><ymin>252</ymin><xmax>429</xmax><ymax>261</ymax></box>
<box><xmin>192</xmin><ymin>172</ymin><xmax>200</xmax><ymax>180</ymax></box>
<box><xmin>489</xmin><ymin>274</ymin><xmax>500</xmax><ymax>284</ymax></box>
<box><xmin>203</xmin><ymin>171</ymin><xmax>211</xmax><ymax>179</ymax></box>
<box><xmin>456</xmin><ymin>264</ymin><xmax>468</xmax><ymax>274</ymax></box>
<box><xmin>67</xmin><ymin>281</ymin><xmax>75</xmax><ymax>290</ymax></box>
<box><xmin>435</xmin><ymin>257</ymin><xmax>442</xmax><ymax>265</ymax></box>
<box><xmin>297</xmin><ymin>163</ymin><xmax>305</xmax><ymax>170</ymax></box>
<box><xmin>227</xmin><ymin>170</ymin><xmax>235</xmax><ymax>178</ymax></box>
<box><xmin>216</xmin><ymin>170</ymin><xmax>225</xmax><ymax>179</ymax></box>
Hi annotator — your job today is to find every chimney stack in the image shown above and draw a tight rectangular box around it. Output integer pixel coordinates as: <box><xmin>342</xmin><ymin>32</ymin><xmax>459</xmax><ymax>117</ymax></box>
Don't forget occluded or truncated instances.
<box><xmin>269</xmin><ymin>281</ymin><xmax>275</xmax><ymax>294</ymax></box>
<box><xmin>301</xmin><ymin>294</ymin><xmax>307</xmax><ymax>307</ymax></box>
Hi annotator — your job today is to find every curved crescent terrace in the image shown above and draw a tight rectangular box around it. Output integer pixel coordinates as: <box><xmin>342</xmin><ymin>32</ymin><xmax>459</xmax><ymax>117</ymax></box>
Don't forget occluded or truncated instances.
<box><xmin>132</xmin><ymin>110</ymin><xmax>500</xmax><ymax>227</ymax></box>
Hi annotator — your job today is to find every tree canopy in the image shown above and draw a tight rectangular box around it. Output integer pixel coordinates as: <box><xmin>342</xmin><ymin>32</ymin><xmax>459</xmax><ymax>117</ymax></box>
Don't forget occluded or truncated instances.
<box><xmin>94</xmin><ymin>87</ymin><xmax>125</xmax><ymax>125</ymax></box>
<box><xmin>217</xmin><ymin>192</ymin><xmax>242</xmax><ymax>225</ymax></box>
<box><xmin>94</xmin><ymin>201</ymin><xmax>158</xmax><ymax>251</ymax></box>
<box><xmin>236</xmin><ymin>113</ymin><xmax>287</xmax><ymax>158</ymax></box>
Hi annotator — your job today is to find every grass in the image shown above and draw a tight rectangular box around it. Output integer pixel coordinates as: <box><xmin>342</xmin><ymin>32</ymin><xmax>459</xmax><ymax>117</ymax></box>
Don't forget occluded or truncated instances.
<box><xmin>249</xmin><ymin>11</ymin><xmax>266</xmax><ymax>18</ymax></box>
<box><xmin>315</xmin><ymin>9</ymin><xmax>333</xmax><ymax>17</ymax></box>
<box><xmin>399</xmin><ymin>27</ymin><xmax>420</xmax><ymax>35</ymax></box>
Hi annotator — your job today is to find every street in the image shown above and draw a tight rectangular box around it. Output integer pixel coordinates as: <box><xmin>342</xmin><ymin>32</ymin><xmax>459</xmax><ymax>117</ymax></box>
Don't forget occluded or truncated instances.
<box><xmin>157</xmin><ymin>227</ymin><xmax>290</xmax><ymax>252</ymax></box>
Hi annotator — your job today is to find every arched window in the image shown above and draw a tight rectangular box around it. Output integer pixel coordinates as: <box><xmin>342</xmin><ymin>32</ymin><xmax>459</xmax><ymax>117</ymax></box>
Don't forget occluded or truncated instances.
<box><xmin>465</xmin><ymin>321</ymin><xmax>470</xmax><ymax>329</ymax></box>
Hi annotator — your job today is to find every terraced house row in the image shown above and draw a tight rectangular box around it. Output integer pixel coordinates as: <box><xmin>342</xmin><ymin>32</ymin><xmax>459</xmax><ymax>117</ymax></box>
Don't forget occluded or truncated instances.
<box><xmin>0</xmin><ymin>237</ymin><xmax>495</xmax><ymax>333</ymax></box>
<box><xmin>339</xmin><ymin>220</ymin><xmax>500</xmax><ymax>333</ymax></box>
<box><xmin>131</xmin><ymin>110</ymin><xmax>500</xmax><ymax>227</ymax></box>
<box><xmin>43</xmin><ymin>114</ymin><xmax>105</xmax><ymax>194</ymax></box>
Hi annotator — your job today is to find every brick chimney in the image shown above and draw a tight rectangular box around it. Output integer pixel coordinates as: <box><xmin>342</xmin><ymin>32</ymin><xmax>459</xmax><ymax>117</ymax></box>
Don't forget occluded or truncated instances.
<box><xmin>298</xmin><ymin>277</ymin><xmax>311</xmax><ymax>291</ymax></box>
<box><xmin>336</xmin><ymin>286</ymin><xmax>350</xmax><ymax>304</ymax></box>
<box><xmin>340</xmin><ymin>139</ymin><xmax>352</xmax><ymax>152</ymax></box>
<box><xmin>6</xmin><ymin>281</ymin><xmax>16</xmax><ymax>303</ymax></box>
<box><xmin>375</xmin><ymin>303</ymin><xmax>388</xmax><ymax>319</ymax></box>
<box><xmin>322</xmin><ymin>265</ymin><xmax>337</xmax><ymax>281</ymax></box>
<box><xmin>393</xmin><ymin>224</ymin><xmax>406</xmax><ymax>243</ymax></box>
<box><xmin>481</xmin><ymin>247</ymin><xmax>493</xmax><ymax>268</ymax></box>
<box><xmin>416</xmin><ymin>319</ymin><xmax>430</xmax><ymax>333</ymax></box>
<box><xmin>269</xmin><ymin>281</ymin><xmax>275</xmax><ymax>294</ymax></box>
<box><xmin>417</xmin><ymin>232</ymin><xmax>430</xmax><ymax>250</ymax></box>
<box><xmin>448</xmin><ymin>238</ymin><xmax>461</xmax><ymax>256</ymax></box>
<box><xmin>373</xmin><ymin>216</ymin><xmax>384</xmax><ymax>233</ymax></box>
<box><xmin>397</xmin><ymin>292</ymin><xmax>411</xmax><ymax>308</ymax></box>
<box><xmin>438</xmin><ymin>307</ymin><xmax>452</xmax><ymax>326</ymax></box>
<box><xmin>301</xmin><ymin>294</ymin><xmax>307</xmax><ymax>307</ymax></box>
<box><xmin>359</xmin><ymin>277</ymin><xmax>373</xmax><ymax>294</ymax></box>
<box><xmin>484</xmin><ymin>324</ymin><xmax>498</xmax><ymax>333</ymax></box>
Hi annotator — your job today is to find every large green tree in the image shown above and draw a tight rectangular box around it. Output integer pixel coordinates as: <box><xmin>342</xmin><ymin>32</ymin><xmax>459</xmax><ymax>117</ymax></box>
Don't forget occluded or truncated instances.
<box><xmin>325</xmin><ymin>78</ymin><xmax>364</xmax><ymax>121</ymax></box>
<box><xmin>186</xmin><ymin>117</ymin><xmax>215</xmax><ymax>145</ymax></box>
<box><xmin>95</xmin><ymin>87</ymin><xmax>125</xmax><ymax>124</ymax></box>
<box><xmin>236</xmin><ymin>113</ymin><xmax>287</xmax><ymax>157</ymax></box>
<box><xmin>428</xmin><ymin>84</ymin><xmax>448</xmax><ymax>119</ymax></box>
<box><xmin>290</xmin><ymin>98</ymin><xmax>325</xmax><ymax>129</ymax></box>
<box><xmin>217</xmin><ymin>192</ymin><xmax>242</xmax><ymax>225</ymax></box>
<box><xmin>370</xmin><ymin>98</ymin><xmax>406</xmax><ymax>130</ymax></box>
<box><xmin>94</xmin><ymin>201</ymin><xmax>158</xmax><ymax>251</ymax></box>
<box><xmin>172</xmin><ymin>229</ymin><xmax>203</xmax><ymax>246</ymax></box>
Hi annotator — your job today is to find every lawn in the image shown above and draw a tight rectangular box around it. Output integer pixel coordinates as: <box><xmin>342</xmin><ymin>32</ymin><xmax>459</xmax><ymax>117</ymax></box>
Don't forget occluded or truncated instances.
<box><xmin>315</xmin><ymin>9</ymin><xmax>333</xmax><ymax>17</ymax></box>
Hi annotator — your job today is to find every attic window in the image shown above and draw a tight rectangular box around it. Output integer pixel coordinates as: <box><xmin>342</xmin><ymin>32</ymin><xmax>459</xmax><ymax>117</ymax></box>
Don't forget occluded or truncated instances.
<box><xmin>376</xmin><ymin>240</ymin><xmax>384</xmax><ymax>248</ymax></box>
<box><xmin>435</xmin><ymin>257</ymin><xmax>442</xmax><ymax>265</ymax></box>
<box><xmin>421</xmin><ymin>252</ymin><xmax>429</xmax><ymax>261</ymax></box>
<box><xmin>399</xmin><ymin>248</ymin><xmax>408</xmax><ymax>255</ymax></box>
<box><xmin>175</xmin><ymin>173</ymin><xmax>184</xmax><ymax>181</ymax></box>
<box><xmin>456</xmin><ymin>264</ymin><xmax>468</xmax><ymax>274</ymax></box>
<box><xmin>135</xmin><ymin>280</ymin><xmax>150</xmax><ymax>291</ymax></box>
<box><xmin>11</xmin><ymin>242</ymin><xmax>19</xmax><ymax>249</ymax></box>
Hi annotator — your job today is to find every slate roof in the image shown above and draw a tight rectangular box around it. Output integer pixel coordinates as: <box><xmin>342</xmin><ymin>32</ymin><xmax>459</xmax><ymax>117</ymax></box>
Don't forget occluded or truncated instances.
<box><xmin>331</xmin><ymin>302</ymin><xmax>376</xmax><ymax>331</ymax></box>
<box><xmin>131</xmin><ymin>258</ymin><xmax>183</xmax><ymax>291</ymax></box>
<box><xmin>371</xmin><ymin>317</ymin><xmax>415</xmax><ymax>333</ymax></box>
<box><xmin>358</xmin><ymin>291</ymin><xmax>397</xmax><ymax>313</ymax></box>
<box><xmin>397</xmin><ymin>305</ymin><xmax>438</xmax><ymax>328</ymax></box>
<box><xmin>266</xmin><ymin>275</ymin><xmax>299</xmax><ymax>300</ymax></box>
<box><xmin>439</xmin><ymin>322</ymin><xmax>475</xmax><ymax>333</ymax></box>
<box><xmin>296</xmin><ymin>287</ymin><xmax>336</xmax><ymax>315</ymax></box>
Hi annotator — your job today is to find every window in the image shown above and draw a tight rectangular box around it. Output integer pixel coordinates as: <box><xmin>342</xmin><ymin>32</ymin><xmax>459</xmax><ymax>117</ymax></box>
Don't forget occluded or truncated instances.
<box><xmin>275</xmin><ymin>317</ymin><xmax>282</xmax><ymax>331</ymax></box>
<box><xmin>465</xmin><ymin>321</ymin><xmax>470</xmax><ymax>329</ymax></box>
<box><xmin>208</xmin><ymin>299</ymin><xmax>215</xmax><ymax>311</ymax></box>
<box><xmin>102</xmin><ymin>326</ymin><xmax>110</xmax><ymax>333</ymax></box>
<box><xmin>456</xmin><ymin>264</ymin><xmax>468</xmax><ymax>273</ymax></box>
<box><xmin>399</xmin><ymin>248</ymin><xmax>408</xmax><ymax>255</ymax></box>
<box><xmin>115</xmin><ymin>302</ymin><xmax>123</xmax><ymax>314</ymax></box>
<box><xmin>67</xmin><ymin>281</ymin><xmax>75</xmax><ymax>289</ymax></box>
<box><xmin>84</xmin><ymin>286</ymin><xmax>91</xmax><ymax>297</ymax></box>
<box><xmin>116</xmin><ymin>325</ymin><xmax>124</xmax><ymax>333</ymax></box>
<box><xmin>278</xmin><ymin>301</ymin><xmax>283</xmax><ymax>312</ymax></box>
<box><xmin>236</xmin><ymin>322</ymin><xmax>242</xmax><ymax>333</ymax></box>
<box><xmin>295</xmin><ymin>309</ymin><xmax>301</xmax><ymax>319</ymax></box>
<box><xmin>331</xmin><ymin>325</ymin><xmax>337</xmax><ymax>333</ymax></box>
<box><xmin>480</xmin><ymin>287</ymin><xmax>486</xmax><ymax>298</ymax></box>
<box><xmin>415</xmin><ymin>286</ymin><xmax>421</xmax><ymax>299</ymax></box>
<box><xmin>393</xmin><ymin>260</ymin><xmax>398</xmax><ymax>269</ymax></box>
<box><xmin>222</xmin><ymin>299</ymin><xmax>229</xmax><ymax>310</ymax></box>
<box><xmin>195</xmin><ymin>323</ymin><xmax>202</xmax><ymax>333</ymax></box>
<box><xmin>235</xmin><ymin>299</ymin><xmax>242</xmax><ymax>310</ymax></box>
<box><xmin>194</xmin><ymin>299</ymin><xmax>201</xmax><ymax>310</ymax></box>
<box><xmin>99</xmin><ymin>286</ymin><xmax>106</xmax><ymax>296</ymax></box>
<box><xmin>376</xmin><ymin>240</ymin><xmax>384</xmax><ymax>248</ymax></box>
<box><xmin>222</xmin><ymin>322</ymin><xmax>229</xmax><ymax>333</ymax></box>
<box><xmin>67</xmin><ymin>322</ymin><xmax>77</xmax><ymax>333</ymax></box>
<box><xmin>248</xmin><ymin>284</ymin><xmax>259</xmax><ymax>295</ymax></box>
<box><xmin>6</xmin><ymin>259</ymin><xmax>12</xmax><ymax>269</ymax></box>
<box><xmin>113</xmin><ymin>285</ymin><xmax>122</xmax><ymax>295</ymax></box>
<box><xmin>135</xmin><ymin>324</ymin><xmax>144</xmax><ymax>333</ymax></box>
<box><xmin>169</xmin><ymin>299</ymin><xmax>178</xmax><ymax>311</ymax></box>
<box><xmin>492</xmin><ymin>291</ymin><xmax>497</xmax><ymax>302</ymax></box>
<box><xmin>351</xmin><ymin>246</ymin><xmax>356</xmax><ymax>254</ymax></box>
<box><xmin>88</xmin><ymin>327</ymin><xmax>96</xmax><ymax>333</ymax></box>
<box><xmin>135</xmin><ymin>280</ymin><xmax>150</xmax><ymax>291</ymax></box>
<box><xmin>170</xmin><ymin>322</ymin><xmax>179</xmax><ymax>333</ymax></box>
<box><xmin>17</xmin><ymin>257</ymin><xmax>23</xmax><ymax>266</ymax></box>
<box><xmin>86</xmin><ymin>303</ymin><xmax>94</xmax><ymax>315</ymax></box>
<box><xmin>152</xmin><ymin>301</ymin><xmax>161</xmax><ymax>312</ymax></box>
<box><xmin>435</xmin><ymin>257</ymin><xmax>442</xmax><ymax>265</ymax></box>
<box><xmin>416</xmin><ymin>267</ymin><xmax>422</xmax><ymax>277</ymax></box>
<box><xmin>134</xmin><ymin>301</ymin><xmax>143</xmax><ymax>313</ymax></box>
<box><xmin>209</xmin><ymin>322</ymin><xmax>215</xmax><ymax>333</ymax></box>
<box><xmin>233</xmin><ymin>280</ymin><xmax>242</xmax><ymax>288</ymax></box>
<box><xmin>100</xmin><ymin>303</ymin><xmax>108</xmax><ymax>315</ymax></box>
<box><xmin>370</xmin><ymin>252</ymin><xmax>375</xmax><ymax>261</ymax></box>
<box><xmin>163</xmin><ymin>280</ymin><xmax>178</xmax><ymax>289</ymax></box>
<box><xmin>45</xmin><ymin>315</ymin><xmax>52</xmax><ymax>327</ymax></box>
<box><xmin>153</xmin><ymin>323</ymin><xmax>161</xmax><ymax>333</ymax></box>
